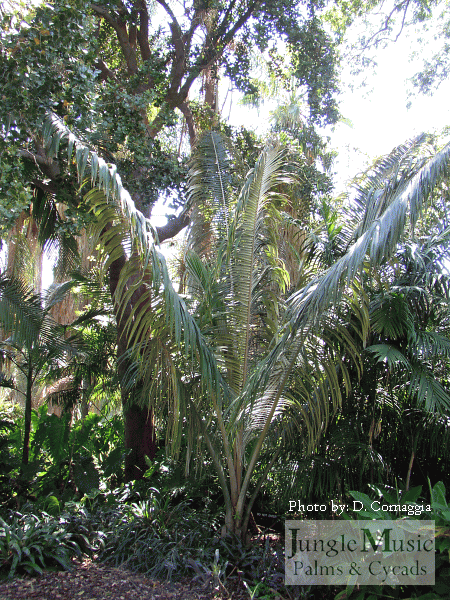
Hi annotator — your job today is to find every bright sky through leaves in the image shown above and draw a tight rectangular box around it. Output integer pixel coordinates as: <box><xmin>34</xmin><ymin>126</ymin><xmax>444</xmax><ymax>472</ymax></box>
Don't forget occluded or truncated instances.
<box><xmin>218</xmin><ymin>18</ymin><xmax>450</xmax><ymax>193</ymax></box>
<box><xmin>331</xmin><ymin>30</ymin><xmax>450</xmax><ymax>187</ymax></box>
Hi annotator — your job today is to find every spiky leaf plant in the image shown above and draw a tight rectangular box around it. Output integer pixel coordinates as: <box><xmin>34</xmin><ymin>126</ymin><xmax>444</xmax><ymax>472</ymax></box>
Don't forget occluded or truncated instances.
<box><xmin>0</xmin><ymin>512</ymin><xmax>82</xmax><ymax>578</ymax></box>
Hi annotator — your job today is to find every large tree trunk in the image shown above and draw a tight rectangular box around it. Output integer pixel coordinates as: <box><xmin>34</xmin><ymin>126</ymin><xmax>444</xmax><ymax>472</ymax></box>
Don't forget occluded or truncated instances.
<box><xmin>123</xmin><ymin>403</ymin><xmax>156</xmax><ymax>480</ymax></box>
<box><xmin>108</xmin><ymin>249</ymin><xmax>159</xmax><ymax>481</ymax></box>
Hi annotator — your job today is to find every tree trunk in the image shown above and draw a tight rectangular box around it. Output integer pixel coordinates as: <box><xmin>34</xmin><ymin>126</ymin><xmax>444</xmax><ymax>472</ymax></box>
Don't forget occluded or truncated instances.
<box><xmin>21</xmin><ymin>362</ymin><xmax>33</xmax><ymax>466</ymax></box>
<box><xmin>124</xmin><ymin>403</ymin><xmax>156</xmax><ymax>481</ymax></box>
<box><xmin>108</xmin><ymin>248</ymin><xmax>159</xmax><ymax>481</ymax></box>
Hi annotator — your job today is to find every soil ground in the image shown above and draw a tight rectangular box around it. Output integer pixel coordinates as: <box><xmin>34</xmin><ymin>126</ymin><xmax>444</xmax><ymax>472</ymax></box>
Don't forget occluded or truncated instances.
<box><xmin>0</xmin><ymin>558</ymin><xmax>245</xmax><ymax>600</ymax></box>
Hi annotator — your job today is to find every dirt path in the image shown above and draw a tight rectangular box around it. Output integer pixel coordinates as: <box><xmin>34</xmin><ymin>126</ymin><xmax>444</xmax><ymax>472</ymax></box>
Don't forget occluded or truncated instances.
<box><xmin>0</xmin><ymin>558</ymin><xmax>243</xmax><ymax>600</ymax></box>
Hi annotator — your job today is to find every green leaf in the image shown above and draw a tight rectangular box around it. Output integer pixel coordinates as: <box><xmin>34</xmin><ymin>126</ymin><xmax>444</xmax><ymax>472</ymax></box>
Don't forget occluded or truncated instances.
<box><xmin>400</xmin><ymin>485</ymin><xmax>422</xmax><ymax>504</ymax></box>
<box><xmin>432</xmin><ymin>481</ymin><xmax>447</xmax><ymax>507</ymax></box>
<box><xmin>73</xmin><ymin>457</ymin><xmax>100</xmax><ymax>495</ymax></box>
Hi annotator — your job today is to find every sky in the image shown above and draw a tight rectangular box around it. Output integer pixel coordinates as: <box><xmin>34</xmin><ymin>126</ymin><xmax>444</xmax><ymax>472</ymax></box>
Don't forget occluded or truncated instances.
<box><xmin>211</xmin><ymin>18</ymin><xmax>450</xmax><ymax>197</ymax></box>
<box><xmin>330</xmin><ymin>33</ymin><xmax>450</xmax><ymax>187</ymax></box>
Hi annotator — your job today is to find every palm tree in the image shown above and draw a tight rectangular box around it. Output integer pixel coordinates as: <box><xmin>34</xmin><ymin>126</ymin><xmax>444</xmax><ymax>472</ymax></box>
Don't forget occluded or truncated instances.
<box><xmin>40</xmin><ymin>114</ymin><xmax>450</xmax><ymax>540</ymax></box>
<box><xmin>272</xmin><ymin>138</ymin><xmax>450</xmax><ymax>505</ymax></box>
<box><xmin>275</xmin><ymin>229</ymin><xmax>450</xmax><ymax>506</ymax></box>
<box><xmin>178</xmin><ymin>131</ymin><xmax>450</xmax><ymax>536</ymax></box>
<box><xmin>0</xmin><ymin>276</ymin><xmax>79</xmax><ymax>465</ymax></box>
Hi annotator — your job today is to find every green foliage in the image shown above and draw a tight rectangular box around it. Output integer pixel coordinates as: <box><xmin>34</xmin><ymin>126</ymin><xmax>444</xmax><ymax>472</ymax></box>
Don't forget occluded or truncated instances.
<box><xmin>0</xmin><ymin>275</ymin><xmax>83</xmax><ymax>465</ymax></box>
<box><xmin>251</xmin><ymin>136</ymin><xmax>450</xmax><ymax>514</ymax></box>
<box><xmin>98</xmin><ymin>492</ymin><xmax>221</xmax><ymax>580</ymax></box>
<box><xmin>1</xmin><ymin>405</ymin><xmax>125</xmax><ymax>508</ymax></box>
<box><xmin>31</xmin><ymin>411</ymin><xmax>124</xmax><ymax>498</ymax></box>
<box><xmin>0</xmin><ymin>402</ymin><xmax>22</xmax><ymax>504</ymax></box>
<box><xmin>0</xmin><ymin>0</ymin><xmax>98</xmax><ymax>130</ymax></box>
<box><xmin>334</xmin><ymin>482</ymin><xmax>450</xmax><ymax>600</ymax></box>
<box><xmin>0</xmin><ymin>0</ymin><xmax>344</xmax><ymax>241</ymax></box>
<box><xmin>2</xmin><ymin>0</ymin><xmax>450</xmax><ymax>560</ymax></box>
<box><xmin>0</xmin><ymin>144</ymin><xmax>33</xmax><ymax>235</ymax></box>
<box><xmin>289</xmin><ymin>17</ymin><xmax>340</xmax><ymax>126</ymax></box>
<box><xmin>71</xmin><ymin>486</ymin><xmax>285</xmax><ymax>589</ymax></box>
<box><xmin>0</xmin><ymin>511</ymin><xmax>82</xmax><ymax>579</ymax></box>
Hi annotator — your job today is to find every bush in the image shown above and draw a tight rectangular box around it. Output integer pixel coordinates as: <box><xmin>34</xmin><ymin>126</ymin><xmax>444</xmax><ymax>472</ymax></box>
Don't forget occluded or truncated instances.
<box><xmin>98</xmin><ymin>491</ymin><xmax>220</xmax><ymax>580</ymax></box>
<box><xmin>0</xmin><ymin>511</ymin><xmax>83</xmax><ymax>578</ymax></box>
<box><xmin>334</xmin><ymin>481</ymin><xmax>450</xmax><ymax>600</ymax></box>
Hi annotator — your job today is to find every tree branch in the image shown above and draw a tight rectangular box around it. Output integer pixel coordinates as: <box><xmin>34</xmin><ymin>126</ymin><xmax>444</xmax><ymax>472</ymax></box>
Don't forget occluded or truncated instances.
<box><xmin>143</xmin><ymin>0</ymin><xmax>262</xmax><ymax>138</ymax></box>
<box><xmin>18</xmin><ymin>149</ymin><xmax>60</xmax><ymax>180</ymax></box>
<box><xmin>91</xmin><ymin>3</ymin><xmax>138</xmax><ymax>75</ymax></box>
<box><xmin>156</xmin><ymin>211</ymin><xmax>190</xmax><ymax>243</ymax></box>
<box><xmin>136</xmin><ymin>0</ymin><xmax>151</xmax><ymax>61</ymax></box>
<box><xmin>94</xmin><ymin>59</ymin><xmax>116</xmax><ymax>82</ymax></box>
<box><xmin>155</xmin><ymin>0</ymin><xmax>179</xmax><ymax>27</ymax></box>
<box><xmin>220</xmin><ymin>0</ymin><xmax>260</xmax><ymax>48</ymax></box>
<box><xmin>30</xmin><ymin>178</ymin><xmax>57</xmax><ymax>195</ymax></box>
<box><xmin>358</xmin><ymin>0</ymin><xmax>411</xmax><ymax>51</ymax></box>
<box><xmin>216</xmin><ymin>0</ymin><xmax>238</xmax><ymax>39</ymax></box>
<box><xmin>179</xmin><ymin>0</ymin><xmax>261</xmax><ymax>100</ymax></box>
<box><xmin>179</xmin><ymin>101</ymin><xmax>197</xmax><ymax>146</ymax></box>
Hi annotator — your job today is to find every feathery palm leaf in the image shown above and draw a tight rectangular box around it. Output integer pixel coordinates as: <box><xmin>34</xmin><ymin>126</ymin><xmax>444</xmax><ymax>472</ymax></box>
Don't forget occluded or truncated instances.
<box><xmin>0</xmin><ymin>275</ymin><xmax>43</xmax><ymax>349</ymax></box>
<box><xmin>287</xmin><ymin>136</ymin><xmax>450</xmax><ymax>333</ymax></box>
<box><xmin>41</xmin><ymin>113</ymin><xmax>228</xmax><ymax>407</ymax></box>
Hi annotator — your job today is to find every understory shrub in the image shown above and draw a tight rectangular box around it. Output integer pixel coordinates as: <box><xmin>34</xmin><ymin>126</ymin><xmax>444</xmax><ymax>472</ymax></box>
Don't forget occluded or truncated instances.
<box><xmin>0</xmin><ymin>511</ymin><xmax>83</xmax><ymax>578</ymax></box>
<box><xmin>98</xmin><ymin>492</ymin><xmax>221</xmax><ymax>579</ymax></box>
<box><xmin>334</xmin><ymin>481</ymin><xmax>450</xmax><ymax>599</ymax></box>
<box><xmin>1</xmin><ymin>408</ymin><xmax>126</xmax><ymax>510</ymax></box>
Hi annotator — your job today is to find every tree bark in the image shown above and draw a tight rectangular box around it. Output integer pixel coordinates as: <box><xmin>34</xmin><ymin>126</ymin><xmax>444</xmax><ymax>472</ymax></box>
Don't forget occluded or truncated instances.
<box><xmin>124</xmin><ymin>404</ymin><xmax>156</xmax><ymax>480</ymax></box>
<box><xmin>21</xmin><ymin>362</ymin><xmax>33</xmax><ymax>466</ymax></box>
<box><xmin>108</xmin><ymin>245</ymin><xmax>161</xmax><ymax>481</ymax></box>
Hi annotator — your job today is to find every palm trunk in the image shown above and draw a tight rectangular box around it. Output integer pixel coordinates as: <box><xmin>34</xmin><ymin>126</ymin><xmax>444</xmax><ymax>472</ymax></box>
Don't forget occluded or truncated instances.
<box><xmin>406</xmin><ymin>449</ymin><xmax>415</xmax><ymax>491</ymax></box>
<box><xmin>21</xmin><ymin>362</ymin><xmax>33</xmax><ymax>466</ymax></box>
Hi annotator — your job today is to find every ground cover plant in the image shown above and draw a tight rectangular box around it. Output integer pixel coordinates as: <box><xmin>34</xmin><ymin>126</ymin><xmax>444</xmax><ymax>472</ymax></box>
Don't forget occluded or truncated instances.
<box><xmin>0</xmin><ymin>511</ymin><xmax>83</xmax><ymax>578</ymax></box>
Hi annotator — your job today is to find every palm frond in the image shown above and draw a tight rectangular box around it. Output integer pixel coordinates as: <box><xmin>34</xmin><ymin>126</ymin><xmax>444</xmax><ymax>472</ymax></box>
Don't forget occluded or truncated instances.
<box><xmin>415</xmin><ymin>331</ymin><xmax>450</xmax><ymax>360</ymax></box>
<box><xmin>43</xmin><ymin>280</ymin><xmax>78</xmax><ymax>311</ymax></box>
<box><xmin>186</xmin><ymin>131</ymin><xmax>235</xmax><ymax>257</ymax></box>
<box><xmin>366</xmin><ymin>344</ymin><xmax>411</xmax><ymax>371</ymax></box>
<box><xmin>408</xmin><ymin>365</ymin><xmax>450</xmax><ymax>413</ymax></box>
<box><xmin>370</xmin><ymin>292</ymin><xmax>415</xmax><ymax>341</ymax></box>
<box><xmin>227</xmin><ymin>143</ymin><xmax>292</xmax><ymax>391</ymax></box>
<box><xmin>0</xmin><ymin>274</ymin><xmax>81</xmax><ymax>370</ymax></box>
<box><xmin>366</xmin><ymin>343</ymin><xmax>450</xmax><ymax>413</ymax></box>
<box><xmin>185</xmin><ymin>133</ymin><xmax>294</xmax><ymax>396</ymax></box>
<box><xmin>41</xmin><ymin>115</ymin><xmax>230</xmax><ymax>410</ymax></box>
<box><xmin>287</xmin><ymin>137</ymin><xmax>450</xmax><ymax>333</ymax></box>
<box><xmin>42</xmin><ymin>113</ymin><xmax>158</xmax><ymax>261</ymax></box>
<box><xmin>0</xmin><ymin>274</ymin><xmax>43</xmax><ymax>349</ymax></box>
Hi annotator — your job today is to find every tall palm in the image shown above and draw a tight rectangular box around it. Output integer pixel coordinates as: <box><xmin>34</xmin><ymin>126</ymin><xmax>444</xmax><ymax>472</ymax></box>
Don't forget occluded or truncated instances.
<box><xmin>41</xmin><ymin>114</ymin><xmax>450</xmax><ymax>539</ymax></box>
<box><xmin>178</xmin><ymin>130</ymin><xmax>364</xmax><ymax>536</ymax></box>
